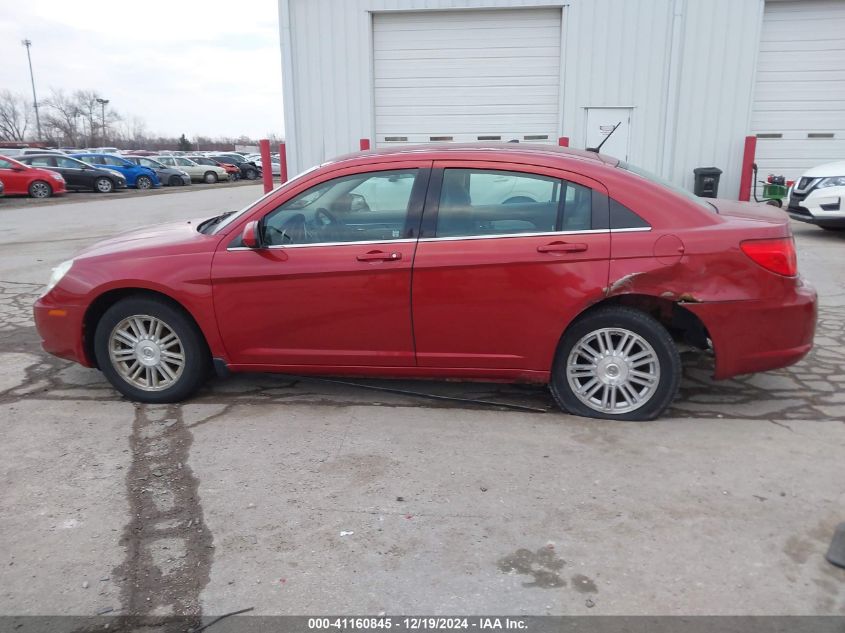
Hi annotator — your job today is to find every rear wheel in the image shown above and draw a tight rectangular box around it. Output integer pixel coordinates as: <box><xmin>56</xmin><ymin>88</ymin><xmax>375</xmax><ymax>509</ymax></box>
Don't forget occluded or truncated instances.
<box><xmin>94</xmin><ymin>177</ymin><xmax>113</xmax><ymax>193</ymax></box>
<box><xmin>94</xmin><ymin>297</ymin><xmax>210</xmax><ymax>403</ymax></box>
<box><xmin>136</xmin><ymin>175</ymin><xmax>153</xmax><ymax>190</ymax></box>
<box><xmin>203</xmin><ymin>171</ymin><xmax>218</xmax><ymax>184</ymax></box>
<box><xmin>29</xmin><ymin>180</ymin><xmax>52</xmax><ymax>198</ymax></box>
<box><xmin>550</xmin><ymin>307</ymin><xmax>681</xmax><ymax>421</ymax></box>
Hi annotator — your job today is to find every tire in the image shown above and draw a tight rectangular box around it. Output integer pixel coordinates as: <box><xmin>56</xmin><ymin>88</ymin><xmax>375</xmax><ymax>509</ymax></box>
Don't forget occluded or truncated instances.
<box><xmin>135</xmin><ymin>175</ymin><xmax>153</xmax><ymax>190</ymax></box>
<box><xmin>244</xmin><ymin>168</ymin><xmax>258</xmax><ymax>180</ymax></box>
<box><xmin>203</xmin><ymin>171</ymin><xmax>218</xmax><ymax>184</ymax></box>
<box><xmin>168</xmin><ymin>175</ymin><xmax>182</xmax><ymax>187</ymax></box>
<box><xmin>94</xmin><ymin>296</ymin><xmax>210</xmax><ymax>403</ymax></box>
<box><xmin>549</xmin><ymin>306</ymin><xmax>681</xmax><ymax>421</ymax></box>
<box><xmin>29</xmin><ymin>180</ymin><xmax>52</xmax><ymax>198</ymax></box>
<box><xmin>94</xmin><ymin>177</ymin><xmax>113</xmax><ymax>193</ymax></box>
<box><xmin>765</xmin><ymin>199</ymin><xmax>783</xmax><ymax>207</ymax></box>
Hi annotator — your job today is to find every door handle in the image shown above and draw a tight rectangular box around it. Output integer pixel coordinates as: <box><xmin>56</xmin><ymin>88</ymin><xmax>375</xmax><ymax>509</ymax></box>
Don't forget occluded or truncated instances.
<box><xmin>356</xmin><ymin>251</ymin><xmax>402</xmax><ymax>262</ymax></box>
<box><xmin>537</xmin><ymin>241</ymin><xmax>588</xmax><ymax>253</ymax></box>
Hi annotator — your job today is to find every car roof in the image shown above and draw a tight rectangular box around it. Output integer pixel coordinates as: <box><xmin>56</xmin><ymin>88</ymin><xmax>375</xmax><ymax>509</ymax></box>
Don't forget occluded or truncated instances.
<box><xmin>327</xmin><ymin>143</ymin><xmax>618</xmax><ymax>169</ymax></box>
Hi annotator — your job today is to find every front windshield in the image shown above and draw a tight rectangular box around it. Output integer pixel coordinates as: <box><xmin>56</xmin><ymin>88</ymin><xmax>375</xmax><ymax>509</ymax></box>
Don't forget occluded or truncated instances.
<box><xmin>211</xmin><ymin>164</ymin><xmax>322</xmax><ymax>234</ymax></box>
<box><xmin>618</xmin><ymin>160</ymin><xmax>715</xmax><ymax>211</ymax></box>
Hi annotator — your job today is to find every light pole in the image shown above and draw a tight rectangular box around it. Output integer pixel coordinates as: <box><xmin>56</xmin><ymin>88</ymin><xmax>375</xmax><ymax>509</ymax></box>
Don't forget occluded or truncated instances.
<box><xmin>96</xmin><ymin>98</ymin><xmax>109</xmax><ymax>145</ymax></box>
<box><xmin>21</xmin><ymin>39</ymin><xmax>42</xmax><ymax>141</ymax></box>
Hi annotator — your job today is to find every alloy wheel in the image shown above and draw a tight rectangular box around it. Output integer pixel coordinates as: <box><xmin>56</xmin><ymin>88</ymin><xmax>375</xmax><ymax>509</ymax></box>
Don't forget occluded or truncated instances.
<box><xmin>109</xmin><ymin>315</ymin><xmax>185</xmax><ymax>392</ymax></box>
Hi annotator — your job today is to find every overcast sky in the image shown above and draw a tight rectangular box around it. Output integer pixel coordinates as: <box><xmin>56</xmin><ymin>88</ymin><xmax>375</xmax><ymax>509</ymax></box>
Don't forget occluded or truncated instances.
<box><xmin>0</xmin><ymin>0</ymin><xmax>284</xmax><ymax>140</ymax></box>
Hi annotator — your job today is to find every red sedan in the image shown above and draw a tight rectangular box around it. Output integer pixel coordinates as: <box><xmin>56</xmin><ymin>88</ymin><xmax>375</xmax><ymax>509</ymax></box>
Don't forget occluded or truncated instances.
<box><xmin>33</xmin><ymin>145</ymin><xmax>816</xmax><ymax>420</ymax></box>
<box><xmin>0</xmin><ymin>155</ymin><xmax>67</xmax><ymax>198</ymax></box>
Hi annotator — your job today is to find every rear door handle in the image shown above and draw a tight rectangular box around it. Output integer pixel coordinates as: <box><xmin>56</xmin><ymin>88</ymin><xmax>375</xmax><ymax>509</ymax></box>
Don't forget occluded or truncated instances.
<box><xmin>537</xmin><ymin>241</ymin><xmax>588</xmax><ymax>253</ymax></box>
<box><xmin>356</xmin><ymin>250</ymin><xmax>402</xmax><ymax>262</ymax></box>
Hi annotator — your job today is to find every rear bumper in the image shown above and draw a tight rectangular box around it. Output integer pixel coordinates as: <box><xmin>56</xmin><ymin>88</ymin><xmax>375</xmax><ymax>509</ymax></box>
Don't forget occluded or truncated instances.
<box><xmin>33</xmin><ymin>295</ymin><xmax>92</xmax><ymax>367</ymax></box>
<box><xmin>685</xmin><ymin>280</ymin><xmax>817</xmax><ymax>379</ymax></box>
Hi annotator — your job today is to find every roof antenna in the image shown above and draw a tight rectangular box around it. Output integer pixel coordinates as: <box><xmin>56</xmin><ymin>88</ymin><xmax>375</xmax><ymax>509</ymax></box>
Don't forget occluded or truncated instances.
<box><xmin>587</xmin><ymin>121</ymin><xmax>621</xmax><ymax>153</ymax></box>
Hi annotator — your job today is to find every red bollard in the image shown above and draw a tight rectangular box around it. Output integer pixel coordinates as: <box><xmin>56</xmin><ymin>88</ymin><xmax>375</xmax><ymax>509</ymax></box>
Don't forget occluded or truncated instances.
<box><xmin>359</xmin><ymin>138</ymin><xmax>371</xmax><ymax>151</ymax></box>
<box><xmin>259</xmin><ymin>139</ymin><xmax>273</xmax><ymax>194</ymax></box>
<box><xmin>558</xmin><ymin>137</ymin><xmax>569</xmax><ymax>147</ymax></box>
<box><xmin>278</xmin><ymin>142</ymin><xmax>288</xmax><ymax>184</ymax></box>
<box><xmin>738</xmin><ymin>135</ymin><xmax>757</xmax><ymax>202</ymax></box>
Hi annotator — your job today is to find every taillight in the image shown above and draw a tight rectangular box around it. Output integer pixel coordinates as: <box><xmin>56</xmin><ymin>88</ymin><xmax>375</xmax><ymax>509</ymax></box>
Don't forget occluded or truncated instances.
<box><xmin>740</xmin><ymin>237</ymin><xmax>797</xmax><ymax>276</ymax></box>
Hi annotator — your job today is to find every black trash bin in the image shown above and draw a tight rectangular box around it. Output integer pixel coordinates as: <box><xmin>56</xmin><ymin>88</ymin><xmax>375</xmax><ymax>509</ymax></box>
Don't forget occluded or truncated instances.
<box><xmin>693</xmin><ymin>167</ymin><xmax>722</xmax><ymax>198</ymax></box>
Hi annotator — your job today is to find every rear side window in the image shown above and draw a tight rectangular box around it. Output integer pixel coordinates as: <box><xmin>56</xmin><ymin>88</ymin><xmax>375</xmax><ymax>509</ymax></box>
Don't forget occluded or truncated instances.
<box><xmin>609</xmin><ymin>198</ymin><xmax>650</xmax><ymax>229</ymax></box>
<box><xmin>435</xmin><ymin>169</ymin><xmax>594</xmax><ymax>238</ymax></box>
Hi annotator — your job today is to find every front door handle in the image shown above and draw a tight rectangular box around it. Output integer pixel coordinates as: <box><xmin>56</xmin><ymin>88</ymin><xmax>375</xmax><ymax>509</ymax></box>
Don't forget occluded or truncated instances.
<box><xmin>537</xmin><ymin>241</ymin><xmax>588</xmax><ymax>253</ymax></box>
<box><xmin>356</xmin><ymin>250</ymin><xmax>402</xmax><ymax>262</ymax></box>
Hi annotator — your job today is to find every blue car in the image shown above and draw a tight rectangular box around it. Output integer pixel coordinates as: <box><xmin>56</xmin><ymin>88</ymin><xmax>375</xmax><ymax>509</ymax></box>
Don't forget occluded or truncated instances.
<box><xmin>69</xmin><ymin>153</ymin><xmax>161</xmax><ymax>189</ymax></box>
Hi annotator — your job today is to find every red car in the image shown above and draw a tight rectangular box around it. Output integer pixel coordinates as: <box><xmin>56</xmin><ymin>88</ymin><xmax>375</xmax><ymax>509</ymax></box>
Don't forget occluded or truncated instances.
<box><xmin>0</xmin><ymin>155</ymin><xmax>67</xmax><ymax>198</ymax></box>
<box><xmin>33</xmin><ymin>145</ymin><xmax>816</xmax><ymax>420</ymax></box>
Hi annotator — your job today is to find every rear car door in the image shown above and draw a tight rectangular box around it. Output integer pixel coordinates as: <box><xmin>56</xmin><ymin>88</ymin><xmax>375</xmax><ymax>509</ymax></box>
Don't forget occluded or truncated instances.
<box><xmin>411</xmin><ymin>162</ymin><xmax>610</xmax><ymax>372</ymax></box>
<box><xmin>211</xmin><ymin>163</ymin><xmax>431</xmax><ymax>368</ymax></box>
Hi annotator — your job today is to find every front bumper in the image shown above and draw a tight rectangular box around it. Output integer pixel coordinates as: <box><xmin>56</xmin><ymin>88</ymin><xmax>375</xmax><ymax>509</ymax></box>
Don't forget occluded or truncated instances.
<box><xmin>787</xmin><ymin>186</ymin><xmax>845</xmax><ymax>227</ymax></box>
<box><xmin>685</xmin><ymin>279</ymin><xmax>817</xmax><ymax>379</ymax></box>
<box><xmin>33</xmin><ymin>294</ymin><xmax>92</xmax><ymax>367</ymax></box>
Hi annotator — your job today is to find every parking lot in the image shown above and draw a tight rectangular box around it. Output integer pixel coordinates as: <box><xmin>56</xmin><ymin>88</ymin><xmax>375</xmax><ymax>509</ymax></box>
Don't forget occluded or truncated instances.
<box><xmin>0</xmin><ymin>185</ymin><xmax>843</xmax><ymax>620</ymax></box>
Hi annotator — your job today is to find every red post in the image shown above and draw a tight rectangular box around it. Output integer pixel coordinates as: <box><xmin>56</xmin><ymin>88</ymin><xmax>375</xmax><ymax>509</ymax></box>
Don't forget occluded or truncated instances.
<box><xmin>359</xmin><ymin>138</ymin><xmax>371</xmax><ymax>151</ymax></box>
<box><xmin>738</xmin><ymin>135</ymin><xmax>757</xmax><ymax>202</ymax></box>
<box><xmin>278</xmin><ymin>142</ymin><xmax>288</xmax><ymax>184</ymax></box>
<box><xmin>558</xmin><ymin>137</ymin><xmax>569</xmax><ymax>147</ymax></box>
<box><xmin>259</xmin><ymin>139</ymin><xmax>273</xmax><ymax>194</ymax></box>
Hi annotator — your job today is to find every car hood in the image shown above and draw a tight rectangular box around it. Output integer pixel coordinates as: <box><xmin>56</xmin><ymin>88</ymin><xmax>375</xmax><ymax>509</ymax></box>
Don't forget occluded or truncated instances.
<box><xmin>76</xmin><ymin>219</ymin><xmax>215</xmax><ymax>260</ymax></box>
<box><xmin>801</xmin><ymin>160</ymin><xmax>845</xmax><ymax>178</ymax></box>
<box><xmin>709</xmin><ymin>198</ymin><xmax>789</xmax><ymax>224</ymax></box>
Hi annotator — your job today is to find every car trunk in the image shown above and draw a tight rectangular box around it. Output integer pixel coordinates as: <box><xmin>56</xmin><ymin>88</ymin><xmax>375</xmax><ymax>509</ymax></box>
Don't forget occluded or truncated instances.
<box><xmin>710</xmin><ymin>198</ymin><xmax>790</xmax><ymax>225</ymax></box>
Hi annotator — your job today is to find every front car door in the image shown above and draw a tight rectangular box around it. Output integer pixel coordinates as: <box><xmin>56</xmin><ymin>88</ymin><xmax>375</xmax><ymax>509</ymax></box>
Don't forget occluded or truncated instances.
<box><xmin>211</xmin><ymin>162</ymin><xmax>431</xmax><ymax>369</ymax></box>
<box><xmin>411</xmin><ymin>161</ymin><xmax>611</xmax><ymax>374</ymax></box>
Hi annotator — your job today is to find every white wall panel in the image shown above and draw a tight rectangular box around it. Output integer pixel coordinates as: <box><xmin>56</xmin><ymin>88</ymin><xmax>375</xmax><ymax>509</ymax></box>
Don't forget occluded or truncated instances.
<box><xmin>279</xmin><ymin>0</ymin><xmax>765</xmax><ymax>199</ymax></box>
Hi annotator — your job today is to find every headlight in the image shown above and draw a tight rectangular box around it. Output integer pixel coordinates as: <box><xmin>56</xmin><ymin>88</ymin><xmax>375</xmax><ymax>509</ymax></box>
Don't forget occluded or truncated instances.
<box><xmin>43</xmin><ymin>259</ymin><xmax>73</xmax><ymax>295</ymax></box>
<box><xmin>817</xmin><ymin>176</ymin><xmax>845</xmax><ymax>189</ymax></box>
<box><xmin>180</xmin><ymin>171</ymin><xmax>189</xmax><ymax>176</ymax></box>
<box><xmin>106</xmin><ymin>169</ymin><xmax>123</xmax><ymax>179</ymax></box>
<box><xmin>49</xmin><ymin>172</ymin><xmax>64</xmax><ymax>181</ymax></box>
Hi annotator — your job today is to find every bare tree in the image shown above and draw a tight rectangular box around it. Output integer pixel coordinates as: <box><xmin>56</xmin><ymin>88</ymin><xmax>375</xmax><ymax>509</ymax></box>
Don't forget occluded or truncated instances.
<box><xmin>0</xmin><ymin>91</ymin><xmax>31</xmax><ymax>141</ymax></box>
<box><xmin>43</xmin><ymin>89</ymin><xmax>82</xmax><ymax>147</ymax></box>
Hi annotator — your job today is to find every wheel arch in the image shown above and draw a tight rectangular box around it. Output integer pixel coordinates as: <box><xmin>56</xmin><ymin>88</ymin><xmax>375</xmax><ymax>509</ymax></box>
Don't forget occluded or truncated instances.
<box><xmin>83</xmin><ymin>287</ymin><xmax>211</xmax><ymax>369</ymax></box>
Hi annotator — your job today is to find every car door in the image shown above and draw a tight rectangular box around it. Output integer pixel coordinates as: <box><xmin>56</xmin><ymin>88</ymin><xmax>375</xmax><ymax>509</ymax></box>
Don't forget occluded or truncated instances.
<box><xmin>411</xmin><ymin>162</ymin><xmax>611</xmax><ymax>372</ymax></box>
<box><xmin>54</xmin><ymin>156</ymin><xmax>89</xmax><ymax>189</ymax></box>
<box><xmin>0</xmin><ymin>158</ymin><xmax>26</xmax><ymax>194</ymax></box>
<box><xmin>211</xmin><ymin>162</ymin><xmax>431</xmax><ymax>368</ymax></box>
<box><xmin>174</xmin><ymin>158</ymin><xmax>200</xmax><ymax>179</ymax></box>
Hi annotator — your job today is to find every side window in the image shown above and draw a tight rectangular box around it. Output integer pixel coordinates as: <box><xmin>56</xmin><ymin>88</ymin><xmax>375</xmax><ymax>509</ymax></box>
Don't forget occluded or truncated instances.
<box><xmin>56</xmin><ymin>157</ymin><xmax>80</xmax><ymax>168</ymax></box>
<box><xmin>0</xmin><ymin>159</ymin><xmax>12</xmax><ymax>169</ymax></box>
<box><xmin>259</xmin><ymin>169</ymin><xmax>419</xmax><ymax>246</ymax></box>
<box><xmin>176</xmin><ymin>158</ymin><xmax>193</xmax><ymax>166</ymax></box>
<box><xmin>30</xmin><ymin>157</ymin><xmax>57</xmax><ymax>167</ymax></box>
<box><xmin>609</xmin><ymin>198</ymin><xmax>650</xmax><ymax>229</ymax></box>
<box><xmin>89</xmin><ymin>156</ymin><xmax>106</xmax><ymax>165</ymax></box>
<box><xmin>104</xmin><ymin>156</ymin><xmax>125</xmax><ymax>166</ymax></box>
<box><xmin>436</xmin><ymin>169</ymin><xmax>569</xmax><ymax>238</ymax></box>
<box><xmin>158</xmin><ymin>157</ymin><xmax>174</xmax><ymax>166</ymax></box>
<box><xmin>561</xmin><ymin>181</ymin><xmax>593</xmax><ymax>231</ymax></box>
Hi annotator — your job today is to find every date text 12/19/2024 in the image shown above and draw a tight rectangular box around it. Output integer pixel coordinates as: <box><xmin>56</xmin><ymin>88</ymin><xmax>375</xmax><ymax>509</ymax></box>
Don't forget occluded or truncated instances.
<box><xmin>308</xmin><ymin>618</ymin><xmax>527</xmax><ymax>631</ymax></box>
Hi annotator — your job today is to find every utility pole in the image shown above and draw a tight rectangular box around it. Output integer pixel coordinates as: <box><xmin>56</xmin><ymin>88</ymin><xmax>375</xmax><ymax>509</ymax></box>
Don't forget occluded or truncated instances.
<box><xmin>21</xmin><ymin>39</ymin><xmax>42</xmax><ymax>141</ymax></box>
<box><xmin>96</xmin><ymin>98</ymin><xmax>109</xmax><ymax>145</ymax></box>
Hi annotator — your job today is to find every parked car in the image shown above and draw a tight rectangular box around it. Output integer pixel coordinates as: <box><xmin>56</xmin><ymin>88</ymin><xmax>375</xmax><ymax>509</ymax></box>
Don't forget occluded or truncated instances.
<box><xmin>0</xmin><ymin>178</ymin><xmax>4</xmax><ymax>199</ymax></box>
<box><xmin>207</xmin><ymin>154</ymin><xmax>260</xmax><ymax>180</ymax></box>
<box><xmin>69</xmin><ymin>153</ymin><xmax>160</xmax><ymax>190</ymax></box>
<box><xmin>0</xmin><ymin>155</ymin><xmax>66</xmax><ymax>198</ymax></box>
<box><xmin>153</xmin><ymin>156</ymin><xmax>228</xmax><ymax>184</ymax></box>
<box><xmin>18</xmin><ymin>154</ymin><xmax>127</xmax><ymax>193</ymax></box>
<box><xmin>34</xmin><ymin>144</ymin><xmax>817</xmax><ymax>420</ymax></box>
<box><xmin>123</xmin><ymin>156</ymin><xmax>191</xmax><ymax>187</ymax></box>
<box><xmin>184</xmin><ymin>155</ymin><xmax>240</xmax><ymax>181</ymax></box>
<box><xmin>787</xmin><ymin>160</ymin><xmax>845</xmax><ymax>231</ymax></box>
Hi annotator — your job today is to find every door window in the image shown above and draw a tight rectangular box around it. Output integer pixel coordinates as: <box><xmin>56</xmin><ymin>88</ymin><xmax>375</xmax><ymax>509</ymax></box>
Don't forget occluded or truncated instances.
<box><xmin>0</xmin><ymin>159</ymin><xmax>14</xmax><ymax>169</ymax></box>
<box><xmin>30</xmin><ymin>157</ymin><xmax>57</xmax><ymax>167</ymax></box>
<box><xmin>176</xmin><ymin>158</ymin><xmax>194</xmax><ymax>166</ymax></box>
<box><xmin>88</xmin><ymin>156</ymin><xmax>106</xmax><ymax>165</ymax></box>
<box><xmin>260</xmin><ymin>169</ymin><xmax>419</xmax><ymax>246</ymax></box>
<box><xmin>56</xmin><ymin>157</ymin><xmax>83</xmax><ymax>168</ymax></box>
<box><xmin>103</xmin><ymin>156</ymin><xmax>126</xmax><ymax>166</ymax></box>
<box><xmin>435</xmin><ymin>169</ymin><xmax>593</xmax><ymax>238</ymax></box>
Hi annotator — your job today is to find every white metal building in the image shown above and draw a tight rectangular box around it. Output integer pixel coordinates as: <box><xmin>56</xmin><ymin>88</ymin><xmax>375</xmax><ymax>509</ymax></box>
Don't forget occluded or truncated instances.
<box><xmin>278</xmin><ymin>0</ymin><xmax>845</xmax><ymax>199</ymax></box>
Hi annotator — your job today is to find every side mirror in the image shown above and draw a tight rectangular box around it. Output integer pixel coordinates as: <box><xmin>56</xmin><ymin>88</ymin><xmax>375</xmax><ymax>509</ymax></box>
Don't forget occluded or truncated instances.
<box><xmin>241</xmin><ymin>220</ymin><xmax>261</xmax><ymax>249</ymax></box>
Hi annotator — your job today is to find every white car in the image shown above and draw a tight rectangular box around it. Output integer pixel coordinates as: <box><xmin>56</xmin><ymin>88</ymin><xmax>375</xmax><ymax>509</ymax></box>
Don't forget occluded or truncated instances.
<box><xmin>787</xmin><ymin>160</ymin><xmax>845</xmax><ymax>231</ymax></box>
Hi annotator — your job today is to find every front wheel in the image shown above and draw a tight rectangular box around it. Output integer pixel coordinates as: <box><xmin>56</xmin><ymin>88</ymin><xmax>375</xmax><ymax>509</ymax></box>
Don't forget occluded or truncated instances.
<box><xmin>135</xmin><ymin>175</ymin><xmax>153</xmax><ymax>190</ymax></box>
<box><xmin>29</xmin><ymin>180</ymin><xmax>53</xmax><ymax>198</ymax></box>
<box><xmin>550</xmin><ymin>307</ymin><xmax>681</xmax><ymax>421</ymax></box>
<box><xmin>94</xmin><ymin>177</ymin><xmax>114</xmax><ymax>193</ymax></box>
<box><xmin>94</xmin><ymin>297</ymin><xmax>210</xmax><ymax>403</ymax></box>
<box><xmin>244</xmin><ymin>168</ymin><xmax>257</xmax><ymax>180</ymax></box>
<box><xmin>203</xmin><ymin>171</ymin><xmax>218</xmax><ymax>184</ymax></box>
<box><xmin>168</xmin><ymin>175</ymin><xmax>182</xmax><ymax>186</ymax></box>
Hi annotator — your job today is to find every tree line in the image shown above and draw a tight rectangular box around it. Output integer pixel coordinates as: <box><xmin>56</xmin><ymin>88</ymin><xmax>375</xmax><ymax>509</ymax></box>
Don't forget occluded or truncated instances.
<box><xmin>0</xmin><ymin>89</ymin><xmax>279</xmax><ymax>151</ymax></box>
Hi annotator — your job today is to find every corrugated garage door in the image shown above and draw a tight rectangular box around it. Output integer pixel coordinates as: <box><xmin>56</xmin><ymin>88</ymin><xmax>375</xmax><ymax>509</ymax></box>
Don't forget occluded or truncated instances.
<box><xmin>373</xmin><ymin>8</ymin><xmax>562</xmax><ymax>146</ymax></box>
<box><xmin>752</xmin><ymin>0</ymin><xmax>845</xmax><ymax>182</ymax></box>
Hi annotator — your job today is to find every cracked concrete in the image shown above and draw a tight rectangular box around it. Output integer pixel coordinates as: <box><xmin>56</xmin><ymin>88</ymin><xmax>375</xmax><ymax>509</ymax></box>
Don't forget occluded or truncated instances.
<box><xmin>0</xmin><ymin>190</ymin><xmax>843</xmax><ymax>621</ymax></box>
